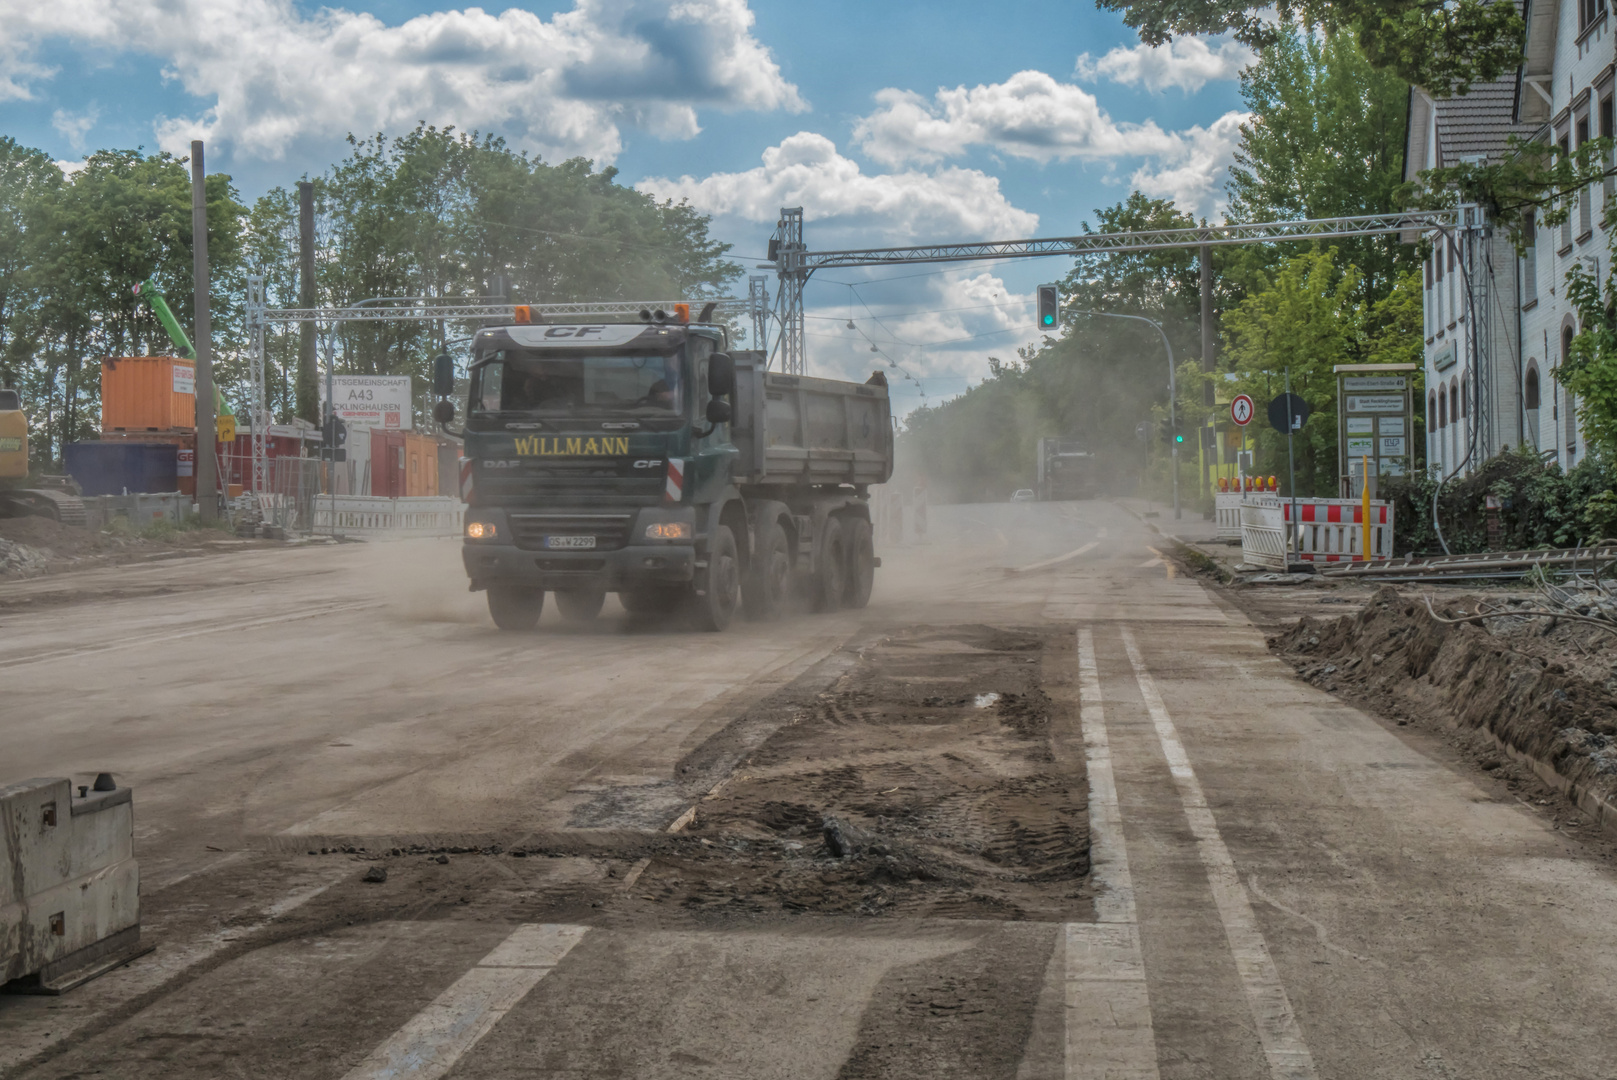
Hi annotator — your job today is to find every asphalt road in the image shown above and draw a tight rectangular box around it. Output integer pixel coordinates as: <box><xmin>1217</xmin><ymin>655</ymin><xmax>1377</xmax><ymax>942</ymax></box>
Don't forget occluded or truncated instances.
<box><xmin>3</xmin><ymin>499</ymin><xmax>1615</xmax><ymax>1079</ymax></box>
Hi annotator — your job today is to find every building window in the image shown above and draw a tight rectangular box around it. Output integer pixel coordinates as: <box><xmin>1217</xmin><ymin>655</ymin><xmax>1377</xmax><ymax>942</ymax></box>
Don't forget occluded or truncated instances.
<box><xmin>1436</xmin><ymin>245</ymin><xmax>1445</xmax><ymax>328</ymax></box>
<box><xmin>1579</xmin><ymin>116</ymin><xmax>1594</xmax><ymax>237</ymax></box>
<box><xmin>1561</xmin><ymin>136</ymin><xmax>1575</xmax><ymax>249</ymax></box>
<box><xmin>1439</xmin><ymin>387</ymin><xmax>1448</xmax><ymax>428</ymax></box>
<box><xmin>1525</xmin><ymin>367</ymin><xmax>1541</xmax><ymax>410</ymax></box>
<box><xmin>1582</xmin><ymin>0</ymin><xmax>1608</xmax><ymax>31</ymax></box>
<box><xmin>1450</xmin><ymin>384</ymin><xmax>1460</xmax><ymax>427</ymax></box>
<box><xmin>1523</xmin><ymin>211</ymin><xmax>1539</xmax><ymax>302</ymax></box>
<box><xmin>1602</xmin><ymin>97</ymin><xmax>1615</xmax><ymax>209</ymax></box>
<box><xmin>1425</xmin><ymin>257</ymin><xmax>1434</xmax><ymax>334</ymax></box>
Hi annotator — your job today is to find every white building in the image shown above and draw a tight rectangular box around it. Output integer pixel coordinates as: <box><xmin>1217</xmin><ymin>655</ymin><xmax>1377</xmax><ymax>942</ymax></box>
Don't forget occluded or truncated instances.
<box><xmin>1405</xmin><ymin>0</ymin><xmax>1615</xmax><ymax>476</ymax></box>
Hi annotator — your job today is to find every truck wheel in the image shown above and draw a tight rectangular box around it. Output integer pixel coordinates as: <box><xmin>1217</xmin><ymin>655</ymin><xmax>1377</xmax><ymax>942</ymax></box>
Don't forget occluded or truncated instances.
<box><xmin>844</xmin><ymin>517</ymin><xmax>875</xmax><ymax>609</ymax></box>
<box><xmin>814</xmin><ymin>517</ymin><xmax>846</xmax><ymax>613</ymax></box>
<box><xmin>555</xmin><ymin>589</ymin><xmax>605</xmax><ymax>624</ymax></box>
<box><xmin>743</xmin><ymin>520</ymin><xmax>791</xmax><ymax>621</ymax></box>
<box><xmin>488</xmin><ymin>586</ymin><xmax>544</xmax><ymax>631</ymax></box>
<box><xmin>688</xmin><ymin>524</ymin><xmax>741</xmax><ymax>632</ymax></box>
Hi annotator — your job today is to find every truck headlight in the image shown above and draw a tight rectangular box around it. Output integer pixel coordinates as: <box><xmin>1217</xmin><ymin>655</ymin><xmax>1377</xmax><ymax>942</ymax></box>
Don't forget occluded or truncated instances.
<box><xmin>645</xmin><ymin>522</ymin><xmax>691</xmax><ymax>540</ymax></box>
<box><xmin>466</xmin><ymin>521</ymin><xmax>496</xmax><ymax>540</ymax></box>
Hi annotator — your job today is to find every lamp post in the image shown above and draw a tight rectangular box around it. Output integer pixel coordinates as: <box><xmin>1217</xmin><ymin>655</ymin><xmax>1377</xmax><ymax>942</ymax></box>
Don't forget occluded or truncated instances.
<box><xmin>1074</xmin><ymin>310</ymin><xmax>1179</xmax><ymax>520</ymax></box>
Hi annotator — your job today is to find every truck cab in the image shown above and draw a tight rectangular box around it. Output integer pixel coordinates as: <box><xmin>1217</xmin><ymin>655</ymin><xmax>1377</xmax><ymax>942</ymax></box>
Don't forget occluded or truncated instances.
<box><xmin>455</xmin><ymin>313</ymin><xmax>891</xmax><ymax>632</ymax></box>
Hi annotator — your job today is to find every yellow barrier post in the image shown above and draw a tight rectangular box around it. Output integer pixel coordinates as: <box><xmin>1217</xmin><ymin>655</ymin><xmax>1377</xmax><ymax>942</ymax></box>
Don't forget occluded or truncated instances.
<box><xmin>1361</xmin><ymin>455</ymin><xmax>1371</xmax><ymax>560</ymax></box>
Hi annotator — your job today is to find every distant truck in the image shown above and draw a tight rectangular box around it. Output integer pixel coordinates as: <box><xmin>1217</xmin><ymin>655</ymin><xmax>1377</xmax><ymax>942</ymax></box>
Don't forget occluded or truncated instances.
<box><xmin>444</xmin><ymin>309</ymin><xmax>893</xmax><ymax>631</ymax></box>
<box><xmin>1035</xmin><ymin>437</ymin><xmax>1099</xmax><ymax>501</ymax></box>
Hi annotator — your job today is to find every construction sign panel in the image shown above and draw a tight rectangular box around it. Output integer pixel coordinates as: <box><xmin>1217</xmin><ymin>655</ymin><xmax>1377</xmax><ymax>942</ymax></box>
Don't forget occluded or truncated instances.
<box><xmin>1335</xmin><ymin>367</ymin><xmax>1415</xmax><ymax>496</ymax></box>
<box><xmin>321</xmin><ymin>376</ymin><xmax>413</xmax><ymax>430</ymax></box>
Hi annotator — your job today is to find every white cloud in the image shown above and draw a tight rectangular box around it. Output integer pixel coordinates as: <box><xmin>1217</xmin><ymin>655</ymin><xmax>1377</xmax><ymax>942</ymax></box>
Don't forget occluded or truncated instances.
<box><xmin>850</xmin><ymin>69</ymin><xmax>1249</xmax><ymax>217</ymax></box>
<box><xmin>54</xmin><ymin>159</ymin><xmax>85</xmax><ymax>177</ymax></box>
<box><xmin>51</xmin><ymin>106</ymin><xmax>98</xmax><ymax>152</ymax></box>
<box><xmin>1129</xmin><ymin>111</ymin><xmax>1248</xmax><ymax>216</ymax></box>
<box><xmin>637</xmin><ymin>131</ymin><xmax>1039</xmax><ymax>242</ymax></box>
<box><xmin>800</xmin><ymin>271</ymin><xmax>1039</xmax><ymax>413</ymax></box>
<box><xmin>1075</xmin><ymin>37</ymin><xmax>1256</xmax><ymax>94</ymax></box>
<box><xmin>853</xmin><ymin>70</ymin><xmax>1178</xmax><ymax>168</ymax></box>
<box><xmin>1</xmin><ymin>0</ymin><xmax>804</xmax><ymax>162</ymax></box>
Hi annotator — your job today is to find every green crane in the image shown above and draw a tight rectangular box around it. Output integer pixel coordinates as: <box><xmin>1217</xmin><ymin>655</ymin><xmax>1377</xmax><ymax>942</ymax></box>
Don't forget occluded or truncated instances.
<box><xmin>134</xmin><ymin>282</ymin><xmax>236</xmax><ymax>427</ymax></box>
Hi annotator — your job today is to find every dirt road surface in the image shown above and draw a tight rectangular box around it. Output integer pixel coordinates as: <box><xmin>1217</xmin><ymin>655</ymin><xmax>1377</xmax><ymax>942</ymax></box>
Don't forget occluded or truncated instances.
<box><xmin>4</xmin><ymin>500</ymin><xmax>1616</xmax><ymax>1078</ymax></box>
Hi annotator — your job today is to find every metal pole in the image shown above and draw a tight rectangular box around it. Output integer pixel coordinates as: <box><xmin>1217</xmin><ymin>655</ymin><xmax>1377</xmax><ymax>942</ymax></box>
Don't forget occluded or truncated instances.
<box><xmin>190</xmin><ymin>141</ymin><xmax>218</xmax><ymax>522</ymax></box>
<box><xmin>1285</xmin><ymin>367</ymin><xmax>1299</xmax><ymax>563</ymax></box>
<box><xmin>323</xmin><ymin>329</ymin><xmax>336</xmax><ymax>537</ymax></box>
<box><xmin>1073</xmin><ymin>310</ymin><xmax>1178</xmax><ymax>519</ymax></box>
<box><xmin>1200</xmin><ymin>239</ymin><xmax>1215</xmax><ymax>501</ymax></box>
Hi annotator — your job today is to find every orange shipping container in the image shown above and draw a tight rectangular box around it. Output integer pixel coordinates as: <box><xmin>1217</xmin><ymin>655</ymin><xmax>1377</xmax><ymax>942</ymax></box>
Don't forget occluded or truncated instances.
<box><xmin>102</xmin><ymin>356</ymin><xmax>195</xmax><ymax>432</ymax></box>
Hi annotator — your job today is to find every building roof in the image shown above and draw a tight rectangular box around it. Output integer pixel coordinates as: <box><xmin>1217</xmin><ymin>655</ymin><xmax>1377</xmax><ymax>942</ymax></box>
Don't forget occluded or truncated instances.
<box><xmin>1435</xmin><ymin>75</ymin><xmax>1542</xmax><ymax>167</ymax></box>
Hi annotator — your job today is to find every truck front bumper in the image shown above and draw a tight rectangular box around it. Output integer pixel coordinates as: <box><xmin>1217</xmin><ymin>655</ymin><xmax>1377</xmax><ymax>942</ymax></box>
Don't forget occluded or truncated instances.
<box><xmin>463</xmin><ymin>542</ymin><xmax>695</xmax><ymax>592</ymax></box>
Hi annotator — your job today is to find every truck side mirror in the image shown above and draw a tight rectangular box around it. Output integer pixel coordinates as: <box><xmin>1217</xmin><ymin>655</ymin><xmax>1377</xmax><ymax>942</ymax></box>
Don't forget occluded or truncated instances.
<box><xmin>708</xmin><ymin>353</ymin><xmax>735</xmax><ymax>397</ymax></box>
<box><xmin>705</xmin><ymin>399</ymin><xmax>732</xmax><ymax>424</ymax></box>
<box><xmin>432</xmin><ymin>353</ymin><xmax>455</xmax><ymax>397</ymax></box>
<box><xmin>433</xmin><ymin>399</ymin><xmax>456</xmax><ymax>425</ymax></box>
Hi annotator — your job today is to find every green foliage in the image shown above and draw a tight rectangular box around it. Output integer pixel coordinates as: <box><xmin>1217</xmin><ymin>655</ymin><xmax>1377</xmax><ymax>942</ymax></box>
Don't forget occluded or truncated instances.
<box><xmin>1381</xmin><ymin>447</ymin><xmax>1617</xmax><ymax>553</ymax></box>
<box><xmin>1410</xmin><ymin>136</ymin><xmax>1614</xmax><ymax>248</ymax></box>
<box><xmin>1095</xmin><ymin>0</ymin><xmax>1525</xmax><ymax>96</ymax></box>
<box><xmin>1558</xmin><ymin>210</ymin><xmax>1617</xmax><ymax>457</ymax></box>
<box><xmin>1225</xmin><ymin>27</ymin><xmax>1413</xmax><ymax>302</ymax></box>
<box><xmin>0</xmin><ymin>126</ymin><xmax>739</xmax><ymax>462</ymax></box>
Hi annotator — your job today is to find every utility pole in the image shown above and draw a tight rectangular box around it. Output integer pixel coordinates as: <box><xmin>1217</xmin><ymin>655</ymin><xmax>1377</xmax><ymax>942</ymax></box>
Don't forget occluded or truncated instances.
<box><xmin>190</xmin><ymin>141</ymin><xmax>218</xmax><ymax>523</ymax></box>
<box><xmin>1200</xmin><ymin>239</ymin><xmax>1215</xmax><ymax>502</ymax></box>
<box><xmin>297</xmin><ymin>181</ymin><xmax>318</xmax><ymax>424</ymax></box>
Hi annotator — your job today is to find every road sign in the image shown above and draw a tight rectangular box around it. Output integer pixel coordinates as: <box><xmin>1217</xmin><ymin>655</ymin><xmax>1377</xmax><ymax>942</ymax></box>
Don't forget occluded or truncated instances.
<box><xmin>1230</xmin><ymin>393</ymin><xmax>1254</xmax><ymax>427</ymax></box>
<box><xmin>1267</xmin><ymin>393</ymin><xmax>1310</xmax><ymax>434</ymax></box>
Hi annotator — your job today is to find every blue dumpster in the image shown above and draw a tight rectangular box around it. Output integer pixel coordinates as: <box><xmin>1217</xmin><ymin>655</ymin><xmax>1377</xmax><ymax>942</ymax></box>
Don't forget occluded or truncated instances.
<box><xmin>64</xmin><ymin>442</ymin><xmax>179</xmax><ymax>496</ymax></box>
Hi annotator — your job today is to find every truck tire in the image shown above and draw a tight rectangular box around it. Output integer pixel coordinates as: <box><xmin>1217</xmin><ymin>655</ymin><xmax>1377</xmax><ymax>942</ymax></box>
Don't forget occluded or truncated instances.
<box><xmin>488</xmin><ymin>586</ymin><xmax>544</xmax><ymax>631</ymax></box>
<box><xmin>844</xmin><ymin>517</ymin><xmax>875</xmax><ymax>609</ymax></box>
<box><xmin>687</xmin><ymin>525</ymin><xmax>741</xmax><ymax>631</ymax></box>
<box><xmin>743</xmin><ymin>519</ymin><xmax>791</xmax><ymax>621</ymax></box>
<box><xmin>814</xmin><ymin>517</ymin><xmax>846</xmax><ymax>613</ymax></box>
<box><xmin>555</xmin><ymin>589</ymin><xmax>605</xmax><ymax>624</ymax></box>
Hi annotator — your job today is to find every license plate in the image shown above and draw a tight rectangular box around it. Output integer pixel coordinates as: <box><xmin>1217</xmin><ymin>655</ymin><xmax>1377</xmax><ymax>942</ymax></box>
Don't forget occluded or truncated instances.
<box><xmin>544</xmin><ymin>535</ymin><xmax>597</xmax><ymax>550</ymax></box>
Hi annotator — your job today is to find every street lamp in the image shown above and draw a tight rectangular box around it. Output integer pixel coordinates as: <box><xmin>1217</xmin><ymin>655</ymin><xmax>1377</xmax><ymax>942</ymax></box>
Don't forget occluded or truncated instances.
<box><xmin>1071</xmin><ymin>310</ymin><xmax>1180</xmax><ymax>520</ymax></box>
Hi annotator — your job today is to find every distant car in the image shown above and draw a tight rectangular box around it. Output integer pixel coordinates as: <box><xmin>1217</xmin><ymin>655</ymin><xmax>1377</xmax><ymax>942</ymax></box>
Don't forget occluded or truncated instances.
<box><xmin>1012</xmin><ymin>489</ymin><xmax>1035</xmax><ymax>502</ymax></box>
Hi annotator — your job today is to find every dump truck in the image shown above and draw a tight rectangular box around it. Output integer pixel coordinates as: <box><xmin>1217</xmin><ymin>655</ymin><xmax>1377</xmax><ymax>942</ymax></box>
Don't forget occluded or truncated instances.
<box><xmin>0</xmin><ymin>388</ymin><xmax>87</xmax><ymax>525</ymax></box>
<box><xmin>441</xmin><ymin>309</ymin><xmax>893</xmax><ymax>631</ymax></box>
<box><xmin>1035</xmin><ymin>437</ymin><xmax>1099</xmax><ymax>502</ymax></box>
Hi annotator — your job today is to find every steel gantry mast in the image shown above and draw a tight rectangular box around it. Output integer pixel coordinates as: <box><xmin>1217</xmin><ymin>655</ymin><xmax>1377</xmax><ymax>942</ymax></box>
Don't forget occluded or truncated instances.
<box><xmin>765</xmin><ymin>208</ymin><xmax>1464</xmax><ymax>369</ymax></box>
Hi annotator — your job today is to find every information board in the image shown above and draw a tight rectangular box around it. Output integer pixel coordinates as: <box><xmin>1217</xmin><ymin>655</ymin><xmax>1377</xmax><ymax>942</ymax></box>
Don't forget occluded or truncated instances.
<box><xmin>1336</xmin><ymin>368</ymin><xmax>1415</xmax><ymax>495</ymax></box>
<box><xmin>319</xmin><ymin>375</ymin><xmax>413</xmax><ymax>430</ymax></box>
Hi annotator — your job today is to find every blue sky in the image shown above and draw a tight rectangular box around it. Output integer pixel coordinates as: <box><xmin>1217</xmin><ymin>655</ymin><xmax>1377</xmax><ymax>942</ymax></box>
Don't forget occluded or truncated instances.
<box><xmin>1</xmin><ymin>0</ymin><xmax>1256</xmax><ymax>410</ymax></box>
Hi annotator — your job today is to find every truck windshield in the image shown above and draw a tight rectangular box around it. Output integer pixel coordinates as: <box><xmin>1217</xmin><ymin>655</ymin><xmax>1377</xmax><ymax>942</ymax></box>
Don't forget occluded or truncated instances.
<box><xmin>472</xmin><ymin>350</ymin><xmax>683</xmax><ymax>415</ymax></box>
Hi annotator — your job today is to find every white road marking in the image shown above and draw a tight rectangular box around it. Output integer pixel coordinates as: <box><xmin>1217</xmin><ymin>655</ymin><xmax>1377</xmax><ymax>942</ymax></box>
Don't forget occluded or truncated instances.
<box><xmin>1067</xmin><ymin>629</ymin><xmax>1160</xmax><ymax>1080</ymax></box>
<box><xmin>342</xmin><ymin>924</ymin><xmax>587</xmax><ymax>1080</ymax></box>
<box><xmin>0</xmin><ymin>869</ymin><xmax>346</xmax><ymax>1072</ymax></box>
<box><xmin>1119</xmin><ymin>627</ymin><xmax>1317</xmax><ymax>1080</ymax></box>
<box><xmin>1013</xmin><ymin>541</ymin><xmax>1099</xmax><ymax>574</ymax></box>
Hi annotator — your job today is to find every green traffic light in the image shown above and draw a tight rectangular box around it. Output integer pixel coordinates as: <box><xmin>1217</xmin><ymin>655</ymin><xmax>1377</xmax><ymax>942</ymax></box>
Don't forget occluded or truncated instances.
<box><xmin>1041</xmin><ymin>314</ymin><xmax>1054</xmax><ymax>326</ymax></box>
<box><xmin>1174</xmin><ymin>434</ymin><xmax>1183</xmax><ymax>443</ymax></box>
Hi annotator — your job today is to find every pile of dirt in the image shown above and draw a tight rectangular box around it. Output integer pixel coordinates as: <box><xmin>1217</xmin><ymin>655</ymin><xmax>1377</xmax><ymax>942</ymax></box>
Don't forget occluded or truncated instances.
<box><xmin>1276</xmin><ymin>586</ymin><xmax>1617</xmax><ymax>817</ymax></box>
<box><xmin>635</xmin><ymin>624</ymin><xmax>1091</xmax><ymax>920</ymax></box>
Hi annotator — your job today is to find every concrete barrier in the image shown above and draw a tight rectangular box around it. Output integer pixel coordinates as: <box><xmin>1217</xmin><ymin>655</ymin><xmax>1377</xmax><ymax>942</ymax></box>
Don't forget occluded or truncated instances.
<box><xmin>1</xmin><ymin>777</ymin><xmax>145</xmax><ymax>993</ymax></box>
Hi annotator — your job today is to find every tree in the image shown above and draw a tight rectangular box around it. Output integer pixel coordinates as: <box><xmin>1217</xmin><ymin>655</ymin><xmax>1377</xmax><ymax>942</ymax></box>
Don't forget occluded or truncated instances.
<box><xmin>1559</xmin><ymin>249</ymin><xmax>1617</xmax><ymax>457</ymax></box>
<box><xmin>1219</xmin><ymin>246</ymin><xmax>1365</xmax><ymax>494</ymax></box>
<box><xmin>1225</xmin><ymin>28</ymin><xmax>1413</xmax><ymax>304</ymax></box>
<box><xmin>1094</xmin><ymin>0</ymin><xmax>1524</xmax><ymax>96</ymax></box>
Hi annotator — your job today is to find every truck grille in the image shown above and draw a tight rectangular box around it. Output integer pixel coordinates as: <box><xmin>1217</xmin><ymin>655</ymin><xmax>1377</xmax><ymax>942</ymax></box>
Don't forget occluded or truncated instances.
<box><xmin>508</xmin><ymin>512</ymin><xmax>634</xmax><ymax>551</ymax></box>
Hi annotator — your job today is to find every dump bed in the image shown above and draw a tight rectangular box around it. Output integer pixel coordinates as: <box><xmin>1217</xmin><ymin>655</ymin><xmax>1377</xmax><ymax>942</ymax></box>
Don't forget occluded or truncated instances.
<box><xmin>731</xmin><ymin>355</ymin><xmax>893</xmax><ymax>487</ymax></box>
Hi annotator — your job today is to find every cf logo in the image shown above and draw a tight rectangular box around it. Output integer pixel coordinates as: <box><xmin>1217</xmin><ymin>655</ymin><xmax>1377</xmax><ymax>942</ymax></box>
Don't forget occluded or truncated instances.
<box><xmin>632</xmin><ymin>459</ymin><xmax>663</xmax><ymax>469</ymax></box>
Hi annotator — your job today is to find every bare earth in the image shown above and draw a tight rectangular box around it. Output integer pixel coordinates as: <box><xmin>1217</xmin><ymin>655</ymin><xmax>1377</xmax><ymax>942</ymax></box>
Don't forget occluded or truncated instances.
<box><xmin>3</xmin><ymin>500</ymin><xmax>1616</xmax><ymax>1079</ymax></box>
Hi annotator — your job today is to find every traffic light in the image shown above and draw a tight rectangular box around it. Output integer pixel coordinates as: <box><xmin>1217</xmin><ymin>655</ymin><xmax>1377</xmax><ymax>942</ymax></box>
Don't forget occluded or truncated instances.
<box><xmin>1036</xmin><ymin>284</ymin><xmax>1060</xmax><ymax>329</ymax></box>
<box><xmin>321</xmin><ymin>413</ymin><xmax>348</xmax><ymax>462</ymax></box>
<box><xmin>1161</xmin><ymin>420</ymin><xmax>1184</xmax><ymax>447</ymax></box>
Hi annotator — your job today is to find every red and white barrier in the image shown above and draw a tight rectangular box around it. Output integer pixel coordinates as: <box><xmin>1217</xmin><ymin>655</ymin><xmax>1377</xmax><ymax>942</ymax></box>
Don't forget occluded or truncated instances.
<box><xmin>664</xmin><ymin>458</ymin><xmax>685</xmax><ymax>503</ymax></box>
<box><xmin>1239</xmin><ymin>495</ymin><xmax>1394</xmax><ymax>569</ymax></box>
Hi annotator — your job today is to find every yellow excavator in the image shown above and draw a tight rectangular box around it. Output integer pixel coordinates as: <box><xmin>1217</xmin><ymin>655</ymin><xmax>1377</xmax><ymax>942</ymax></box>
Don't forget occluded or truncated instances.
<box><xmin>0</xmin><ymin>387</ymin><xmax>87</xmax><ymax>525</ymax></box>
